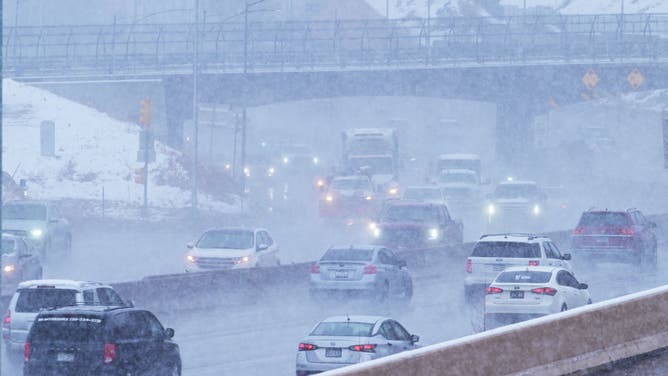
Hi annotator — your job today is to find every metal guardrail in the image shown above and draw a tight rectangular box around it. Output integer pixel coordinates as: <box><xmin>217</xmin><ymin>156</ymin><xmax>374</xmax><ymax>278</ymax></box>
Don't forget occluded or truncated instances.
<box><xmin>3</xmin><ymin>13</ymin><xmax>668</xmax><ymax>77</ymax></box>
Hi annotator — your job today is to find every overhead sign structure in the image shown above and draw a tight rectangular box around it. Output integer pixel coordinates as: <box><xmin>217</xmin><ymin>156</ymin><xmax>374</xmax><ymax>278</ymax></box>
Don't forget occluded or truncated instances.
<box><xmin>582</xmin><ymin>69</ymin><xmax>600</xmax><ymax>90</ymax></box>
<box><xmin>627</xmin><ymin>68</ymin><xmax>645</xmax><ymax>90</ymax></box>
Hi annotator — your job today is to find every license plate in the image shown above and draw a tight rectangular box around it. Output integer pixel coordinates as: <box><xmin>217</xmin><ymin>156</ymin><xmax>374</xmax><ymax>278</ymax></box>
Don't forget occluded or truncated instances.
<box><xmin>325</xmin><ymin>348</ymin><xmax>342</xmax><ymax>357</ymax></box>
<box><xmin>57</xmin><ymin>352</ymin><xmax>74</xmax><ymax>362</ymax></box>
<box><xmin>335</xmin><ymin>271</ymin><xmax>349</xmax><ymax>279</ymax></box>
<box><xmin>492</xmin><ymin>264</ymin><xmax>505</xmax><ymax>272</ymax></box>
<box><xmin>510</xmin><ymin>291</ymin><xmax>524</xmax><ymax>299</ymax></box>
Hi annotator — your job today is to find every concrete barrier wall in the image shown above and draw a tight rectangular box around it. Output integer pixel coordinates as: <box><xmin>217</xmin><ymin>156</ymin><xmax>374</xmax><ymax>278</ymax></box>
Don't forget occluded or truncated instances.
<box><xmin>324</xmin><ymin>284</ymin><xmax>668</xmax><ymax>376</ymax></box>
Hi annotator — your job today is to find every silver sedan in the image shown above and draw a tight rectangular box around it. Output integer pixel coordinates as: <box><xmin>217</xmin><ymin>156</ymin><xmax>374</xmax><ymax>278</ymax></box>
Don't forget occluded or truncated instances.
<box><xmin>309</xmin><ymin>246</ymin><xmax>413</xmax><ymax>302</ymax></box>
<box><xmin>295</xmin><ymin>315</ymin><xmax>419</xmax><ymax>375</ymax></box>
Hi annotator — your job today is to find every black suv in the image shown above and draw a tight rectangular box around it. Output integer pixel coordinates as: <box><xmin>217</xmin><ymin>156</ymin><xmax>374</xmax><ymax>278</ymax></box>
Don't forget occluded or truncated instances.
<box><xmin>24</xmin><ymin>306</ymin><xmax>181</xmax><ymax>376</ymax></box>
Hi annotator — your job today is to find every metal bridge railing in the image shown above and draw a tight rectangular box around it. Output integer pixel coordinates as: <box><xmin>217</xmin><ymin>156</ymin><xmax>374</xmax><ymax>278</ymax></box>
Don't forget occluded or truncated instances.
<box><xmin>3</xmin><ymin>13</ymin><xmax>668</xmax><ymax>76</ymax></box>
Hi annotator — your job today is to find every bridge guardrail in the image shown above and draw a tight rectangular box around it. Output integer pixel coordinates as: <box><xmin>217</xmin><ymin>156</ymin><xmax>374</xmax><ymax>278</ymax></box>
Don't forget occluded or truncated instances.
<box><xmin>4</xmin><ymin>13</ymin><xmax>668</xmax><ymax>76</ymax></box>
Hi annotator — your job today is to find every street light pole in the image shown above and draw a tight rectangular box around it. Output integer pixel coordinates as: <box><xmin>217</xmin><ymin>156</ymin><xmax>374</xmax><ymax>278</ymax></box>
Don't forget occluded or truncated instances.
<box><xmin>191</xmin><ymin>0</ymin><xmax>200</xmax><ymax>211</ymax></box>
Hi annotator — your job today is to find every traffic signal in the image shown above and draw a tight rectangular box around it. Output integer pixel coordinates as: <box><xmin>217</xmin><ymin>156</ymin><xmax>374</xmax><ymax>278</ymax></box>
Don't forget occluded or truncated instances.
<box><xmin>139</xmin><ymin>98</ymin><xmax>151</xmax><ymax>127</ymax></box>
<box><xmin>133</xmin><ymin>167</ymin><xmax>145</xmax><ymax>184</ymax></box>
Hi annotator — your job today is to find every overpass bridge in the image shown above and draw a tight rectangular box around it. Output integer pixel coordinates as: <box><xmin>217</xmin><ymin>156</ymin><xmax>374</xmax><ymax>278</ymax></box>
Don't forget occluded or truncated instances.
<box><xmin>4</xmin><ymin>13</ymin><xmax>668</xmax><ymax>162</ymax></box>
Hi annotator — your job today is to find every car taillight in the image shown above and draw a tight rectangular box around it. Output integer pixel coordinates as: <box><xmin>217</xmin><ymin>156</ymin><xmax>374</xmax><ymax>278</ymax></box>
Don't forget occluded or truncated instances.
<box><xmin>573</xmin><ymin>227</ymin><xmax>584</xmax><ymax>235</ymax></box>
<box><xmin>620</xmin><ymin>227</ymin><xmax>635</xmax><ymax>235</ymax></box>
<box><xmin>465</xmin><ymin>259</ymin><xmax>472</xmax><ymax>273</ymax></box>
<box><xmin>349</xmin><ymin>344</ymin><xmax>376</xmax><ymax>352</ymax></box>
<box><xmin>528</xmin><ymin>260</ymin><xmax>540</xmax><ymax>266</ymax></box>
<box><xmin>103</xmin><ymin>343</ymin><xmax>116</xmax><ymax>364</ymax></box>
<box><xmin>24</xmin><ymin>342</ymin><xmax>31</xmax><ymax>362</ymax></box>
<box><xmin>3</xmin><ymin>310</ymin><xmax>10</xmax><ymax>326</ymax></box>
<box><xmin>298</xmin><ymin>343</ymin><xmax>318</xmax><ymax>351</ymax></box>
<box><xmin>485</xmin><ymin>286</ymin><xmax>503</xmax><ymax>294</ymax></box>
<box><xmin>363</xmin><ymin>265</ymin><xmax>377</xmax><ymax>274</ymax></box>
<box><xmin>531</xmin><ymin>287</ymin><xmax>557</xmax><ymax>296</ymax></box>
<box><xmin>310</xmin><ymin>264</ymin><xmax>320</xmax><ymax>274</ymax></box>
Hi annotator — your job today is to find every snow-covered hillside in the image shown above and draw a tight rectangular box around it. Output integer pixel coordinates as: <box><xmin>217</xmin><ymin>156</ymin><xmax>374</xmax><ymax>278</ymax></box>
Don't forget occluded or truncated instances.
<box><xmin>502</xmin><ymin>0</ymin><xmax>668</xmax><ymax>14</ymax></box>
<box><xmin>2</xmin><ymin>79</ymin><xmax>241</xmax><ymax>219</ymax></box>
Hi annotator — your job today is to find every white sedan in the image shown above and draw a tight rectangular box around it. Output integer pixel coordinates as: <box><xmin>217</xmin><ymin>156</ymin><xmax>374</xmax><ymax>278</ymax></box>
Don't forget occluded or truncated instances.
<box><xmin>484</xmin><ymin>266</ymin><xmax>591</xmax><ymax>330</ymax></box>
<box><xmin>184</xmin><ymin>227</ymin><xmax>280</xmax><ymax>272</ymax></box>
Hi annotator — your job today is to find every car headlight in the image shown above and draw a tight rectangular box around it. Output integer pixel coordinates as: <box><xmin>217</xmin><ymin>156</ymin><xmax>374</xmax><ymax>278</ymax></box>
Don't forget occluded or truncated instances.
<box><xmin>428</xmin><ymin>228</ymin><xmax>440</xmax><ymax>240</ymax></box>
<box><xmin>368</xmin><ymin>222</ymin><xmax>377</xmax><ymax>231</ymax></box>
<box><xmin>235</xmin><ymin>255</ymin><xmax>251</xmax><ymax>264</ymax></box>
<box><xmin>487</xmin><ymin>204</ymin><xmax>495</xmax><ymax>215</ymax></box>
<box><xmin>365</xmin><ymin>195</ymin><xmax>373</xmax><ymax>201</ymax></box>
<box><xmin>316</xmin><ymin>179</ymin><xmax>325</xmax><ymax>188</ymax></box>
<box><xmin>244</xmin><ymin>167</ymin><xmax>251</xmax><ymax>177</ymax></box>
<box><xmin>325</xmin><ymin>194</ymin><xmax>334</xmax><ymax>202</ymax></box>
<box><xmin>186</xmin><ymin>254</ymin><xmax>196</xmax><ymax>263</ymax></box>
<box><xmin>388</xmin><ymin>187</ymin><xmax>399</xmax><ymax>196</ymax></box>
<box><xmin>532</xmin><ymin>204</ymin><xmax>541</xmax><ymax>215</ymax></box>
<box><xmin>313</xmin><ymin>157</ymin><xmax>319</xmax><ymax>165</ymax></box>
<box><xmin>3</xmin><ymin>264</ymin><xmax>16</xmax><ymax>274</ymax></box>
<box><xmin>373</xmin><ymin>228</ymin><xmax>381</xmax><ymax>238</ymax></box>
<box><xmin>282</xmin><ymin>157</ymin><xmax>289</xmax><ymax>164</ymax></box>
<box><xmin>30</xmin><ymin>228</ymin><xmax>44</xmax><ymax>238</ymax></box>
<box><xmin>267</xmin><ymin>167</ymin><xmax>275</xmax><ymax>177</ymax></box>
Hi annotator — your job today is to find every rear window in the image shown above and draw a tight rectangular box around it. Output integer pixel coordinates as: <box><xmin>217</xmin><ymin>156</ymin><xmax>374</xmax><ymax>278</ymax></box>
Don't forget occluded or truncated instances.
<box><xmin>496</xmin><ymin>271</ymin><xmax>552</xmax><ymax>283</ymax></box>
<box><xmin>311</xmin><ymin>322</ymin><xmax>374</xmax><ymax>337</ymax></box>
<box><xmin>321</xmin><ymin>249</ymin><xmax>374</xmax><ymax>262</ymax></box>
<box><xmin>15</xmin><ymin>289</ymin><xmax>77</xmax><ymax>313</ymax></box>
<box><xmin>472</xmin><ymin>242</ymin><xmax>541</xmax><ymax>258</ymax></box>
<box><xmin>30</xmin><ymin>315</ymin><xmax>104</xmax><ymax>342</ymax></box>
<box><xmin>578</xmin><ymin>212</ymin><xmax>630</xmax><ymax>227</ymax></box>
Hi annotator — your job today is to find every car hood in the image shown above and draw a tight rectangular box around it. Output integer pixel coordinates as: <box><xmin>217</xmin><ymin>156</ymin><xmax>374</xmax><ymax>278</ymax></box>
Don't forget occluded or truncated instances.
<box><xmin>190</xmin><ymin>247</ymin><xmax>254</xmax><ymax>258</ymax></box>
<box><xmin>380</xmin><ymin>222</ymin><xmax>434</xmax><ymax>229</ymax></box>
<box><xmin>1</xmin><ymin>253</ymin><xmax>18</xmax><ymax>263</ymax></box>
<box><xmin>493</xmin><ymin>198</ymin><xmax>532</xmax><ymax>205</ymax></box>
<box><xmin>331</xmin><ymin>189</ymin><xmax>372</xmax><ymax>198</ymax></box>
<box><xmin>371</xmin><ymin>174</ymin><xmax>395</xmax><ymax>186</ymax></box>
<box><xmin>2</xmin><ymin>219</ymin><xmax>47</xmax><ymax>232</ymax></box>
<box><xmin>440</xmin><ymin>182</ymin><xmax>479</xmax><ymax>190</ymax></box>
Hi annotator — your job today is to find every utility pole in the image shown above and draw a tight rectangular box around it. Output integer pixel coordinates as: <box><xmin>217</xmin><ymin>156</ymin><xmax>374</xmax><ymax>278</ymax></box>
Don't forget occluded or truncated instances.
<box><xmin>191</xmin><ymin>0</ymin><xmax>200</xmax><ymax>211</ymax></box>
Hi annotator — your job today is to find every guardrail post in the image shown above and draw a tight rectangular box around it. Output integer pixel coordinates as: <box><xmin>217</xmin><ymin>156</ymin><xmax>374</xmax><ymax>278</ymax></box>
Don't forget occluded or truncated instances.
<box><xmin>155</xmin><ymin>26</ymin><xmax>163</xmax><ymax>69</ymax></box>
<box><xmin>588</xmin><ymin>15</ymin><xmax>598</xmax><ymax>62</ymax></box>
<box><xmin>35</xmin><ymin>29</ymin><xmax>44</xmax><ymax>67</ymax></box>
<box><xmin>66</xmin><ymin>27</ymin><xmax>74</xmax><ymax>70</ymax></box>
<box><xmin>110</xmin><ymin>15</ymin><xmax>116</xmax><ymax>74</ymax></box>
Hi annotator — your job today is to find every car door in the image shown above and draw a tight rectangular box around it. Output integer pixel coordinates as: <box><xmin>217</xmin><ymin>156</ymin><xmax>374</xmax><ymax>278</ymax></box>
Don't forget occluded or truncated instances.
<box><xmin>16</xmin><ymin>238</ymin><xmax>38</xmax><ymax>279</ymax></box>
<box><xmin>262</xmin><ymin>231</ymin><xmax>279</xmax><ymax>265</ymax></box>
<box><xmin>389</xmin><ymin>320</ymin><xmax>418</xmax><ymax>352</ymax></box>
<box><xmin>377</xmin><ymin>250</ymin><xmax>399</xmax><ymax>295</ymax></box>
<box><xmin>97</xmin><ymin>288</ymin><xmax>126</xmax><ymax>306</ymax></box>
<box><xmin>543</xmin><ymin>242</ymin><xmax>562</xmax><ymax>267</ymax></box>
<box><xmin>141</xmin><ymin>311</ymin><xmax>173</xmax><ymax>374</ymax></box>
<box><xmin>254</xmin><ymin>231</ymin><xmax>270</xmax><ymax>266</ymax></box>
<box><xmin>377</xmin><ymin>321</ymin><xmax>402</xmax><ymax>356</ymax></box>
<box><xmin>555</xmin><ymin>271</ymin><xmax>574</xmax><ymax>309</ymax></box>
<box><xmin>109</xmin><ymin>311</ymin><xmax>153</xmax><ymax>374</ymax></box>
<box><xmin>564</xmin><ymin>271</ymin><xmax>588</xmax><ymax>307</ymax></box>
<box><xmin>635</xmin><ymin>211</ymin><xmax>656</xmax><ymax>250</ymax></box>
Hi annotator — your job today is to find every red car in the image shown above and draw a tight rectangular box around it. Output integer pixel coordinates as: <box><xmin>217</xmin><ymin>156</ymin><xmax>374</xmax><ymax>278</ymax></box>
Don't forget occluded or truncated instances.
<box><xmin>571</xmin><ymin>209</ymin><xmax>657</xmax><ymax>267</ymax></box>
<box><xmin>370</xmin><ymin>201</ymin><xmax>463</xmax><ymax>251</ymax></box>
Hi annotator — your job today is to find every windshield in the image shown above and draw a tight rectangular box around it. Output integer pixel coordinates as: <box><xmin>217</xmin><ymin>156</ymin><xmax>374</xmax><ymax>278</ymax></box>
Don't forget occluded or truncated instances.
<box><xmin>2</xmin><ymin>204</ymin><xmax>47</xmax><ymax>220</ymax></box>
<box><xmin>15</xmin><ymin>289</ymin><xmax>78</xmax><ymax>313</ymax></box>
<box><xmin>494</xmin><ymin>184</ymin><xmax>540</xmax><ymax>199</ymax></box>
<box><xmin>196</xmin><ymin>230</ymin><xmax>254</xmax><ymax>249</ymax></box>
<box><xmin>472</xmin><ymin>242</ymin><xmax>541</xmax><ymax>258</ymax></box>
<box><xmin>437</xmin><ymin>159</ymin><xmax>480</xmax><ymax>173</ymax></box>
<box><xmin>347</xmin><ymin>157</ymin><xmax>394</xmax><ymax>174</ymax></box>
<box><xmin>348</xmin><ymin>139</ymin><xmax>391</xmax><ymax>155</ymax></box>
<box><xmin>383</xmin><ymin>205</ymin><xmax>440</xmax><ymax>223</ymax></box>
<box><xmin>321</xmin><ymin>249</ymin><xmax>374</xmax><ymax>262</ymax></box>
<box><xmin>30</xmin><ymin>316</ymin><xmax>104</xmax><ymax>342</ymax></box>
<box><xmin>330</xmin><ymin>178</ymin><xmax>371</xmax><ymax>191</ymax></box>
<box><xmin>439</xmin><ymin>171</ymin><xmax>478</xmax><ymax>185</ymax></box>
<box><xmin>310</xmin><ymin>322</ymin><xmax>374</xmax><ymax>337</ymax></box>
<box><xmin>404</xmin><ymin>188</ymin><xmax>442</xmax><ymax>201</ymax></box>
<box><xmin>496</xmin><ymin>271</ymin><xmax>552</xmax><ymax>283</ymax></box>
<box><xmin>578</xmin><ymin>212</ymin><xmax>630</xmax><ymax>227</ymax></box>
<box><xmin>1</xmin><ymin>239</ymin><xmax>15</xmax><ymax>254</ymax></box>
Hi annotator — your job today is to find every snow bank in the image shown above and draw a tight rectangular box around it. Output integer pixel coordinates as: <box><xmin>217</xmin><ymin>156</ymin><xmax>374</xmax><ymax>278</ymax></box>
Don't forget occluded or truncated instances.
<box><xmin>2</xmin><ymin>79</ymin><xmax>241</xmax><ymax>219</ymax></box>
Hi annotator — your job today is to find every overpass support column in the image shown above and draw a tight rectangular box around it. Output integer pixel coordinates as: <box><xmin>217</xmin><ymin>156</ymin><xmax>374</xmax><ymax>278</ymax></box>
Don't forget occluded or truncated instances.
<box><xmin>496</xmin><ymin>98</ymin><xmax>535</xmax><ymax>175</ymax></box>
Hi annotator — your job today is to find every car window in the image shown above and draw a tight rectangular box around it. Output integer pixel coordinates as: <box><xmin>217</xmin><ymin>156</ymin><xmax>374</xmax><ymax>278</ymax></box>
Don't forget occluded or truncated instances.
<box><xmin>30</xmin><ymin>315</ymin><xmax>104</xmax><ymax>342</ymax></box>
<box><xmin>110</xmin><ymin>312</ymin><xmax>150</xmax><ymax>340</ymax></box>
<box><xmin>310</xmin><ymin>322</ymin><xmax>374</xmax><ymax>337</ymax></box>
<box><xmin>563</xmin><ymin>272</ymin><xmax>580</xmax><ymax>288</ymax></box>
<box><xmin>543</xmin><ymin>243</ymin><xmax>558</xmax><ymax>259</ymax></box>
<box><xmin>389</xmin><ymin>321</ymin><xmax>411</xmax><ymax>341</ymax></box>
<box><xmin>578</xmin><ymin>212</ymin><xmax>630</xmax><ymax>227</ymax></box>
<box><xmin>262</xmin><ymin>232</ymin><xmax>274</xmax><ymax>246</ymax></box>
<box><xmin>377</xmin><ymin>251</ymin><xmax>394</xmax><ymax>265</ymax></box>
<box><xmin>83</xmin><ymin>290</ymin><xmax>95</xmax><ymax>305</ymax></box>
<box><xmin>441</xmin><ymin>206</ymin><xmax>451</xmax><ymax>221</ymax></box>
<box><xmin>50</xmin><ymin>205</ymin><xmax>63</xmax><ymax>219</ymax></box>
<box><xmin>1</xmin><ymin>238</ymin><xmax>16</xmax><ymax>254</ymax></box>
<box><xmin>471</xmin><ymin>242</ymin><xmax>541</xmax><ymax>258</ymax></box>
<box><xmin>496</xmin><ymin>270</ymin><xmax>552</xmax><ymax>283</ymax></box>
<box><xmin>549</xmin><ymin>242</ymin><xmax>563</xmax><ymax>258</ymax></box>
<box><xmin>142</xmin><ymin>311</ymin><xmax>165</xmax><ymax>339</ymax></box>
<box><xmin>15</xmin><ymin>238</ymin><xmax>26</xmax><ymax>253</ymax></box>
<box><xmin>15</xmin><ymin>289</ymin><xmax>77</xmax><ymax>312</ymax></box>
<box><xmin>97</xmin><ymin>288</ymin><xmax>125</xmax><ymax>306</ymax></box>
<box><xmin>379</xmin><ymin>321</ymin><xmax>398</xmax><ymax>340</ymax></box>
<box><xmin>321</xmin><ymin>249</ymin><xmax>374</xmax><ymax>262</ymax></box>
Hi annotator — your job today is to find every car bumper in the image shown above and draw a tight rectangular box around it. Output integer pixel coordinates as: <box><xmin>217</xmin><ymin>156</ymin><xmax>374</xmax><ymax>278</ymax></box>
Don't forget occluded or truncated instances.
<box><xmin>296</xmin><ymin>353</ymin><xmax>370</xmax><ymax>374</ymax></box>
<box><xmin>485</xmin><ymin>298</ymin><xmax>557</xmax><ymax>315</ymax></box>
<box><xmin>570</xmin><ymin>249</ymin><xmax>640</xmax><ymax>264</ymax></box>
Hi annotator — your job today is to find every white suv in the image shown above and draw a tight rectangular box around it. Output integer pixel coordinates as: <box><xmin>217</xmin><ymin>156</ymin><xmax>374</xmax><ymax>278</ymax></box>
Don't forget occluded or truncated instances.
<box><xmin>464</xmin><ymin>234</ymin><xmax>573</xmax><ymax>305</ymax></box>
<box><xmin>2</xmin><ymin>279</ymin><xmax>127</xmax><ymax>360</ymax></box>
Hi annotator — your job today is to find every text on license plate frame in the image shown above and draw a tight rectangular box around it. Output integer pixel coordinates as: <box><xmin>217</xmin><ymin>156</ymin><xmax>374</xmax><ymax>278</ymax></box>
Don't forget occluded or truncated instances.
<box><xmin>325</xmin><ymin>348</ymin><xmax>342</xmax><ymax>357</ymax></box>
<box><xmin>57</xmin><ymin>352</ymin><xmax>75</xmax><ymax>362</ymax></box>
<box><xmin>510</xmin><ymin>291</ymin><xmax>524</xmax><ymax>299</ymax></box>
<box><xmin>335</xmin><ymin>271</ymin><xmax>349</xmax><ymax>278</ymax></box>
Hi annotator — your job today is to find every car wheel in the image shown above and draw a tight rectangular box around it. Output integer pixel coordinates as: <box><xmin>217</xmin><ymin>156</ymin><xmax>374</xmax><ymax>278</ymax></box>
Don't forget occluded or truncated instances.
<box><xmin>561</xmin><ymin>304</ymin><xmax>568</xmax><ymax>312</ymax></box>
<box><xmin>587</xmin><ymin>299</ymin><xmax>593</xmax><ymax>305</ymax></box>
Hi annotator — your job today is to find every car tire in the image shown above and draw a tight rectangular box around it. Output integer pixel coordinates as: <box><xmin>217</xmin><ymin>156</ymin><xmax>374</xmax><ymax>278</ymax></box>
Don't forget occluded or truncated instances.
<box><xmin>587</xmin><ymin>299</ymin><xmax>593</xmax><ymax>305</ymax></box>
<box><xmin>561</xmin><ymin>304</ymin><xmax>568</xmax><ymax>312</ymax></box>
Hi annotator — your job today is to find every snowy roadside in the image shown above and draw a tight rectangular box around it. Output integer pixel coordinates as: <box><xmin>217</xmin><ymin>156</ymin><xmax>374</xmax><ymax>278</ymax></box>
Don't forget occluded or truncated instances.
<box><xmin>2</xmin><ymin>79</ymin><xmax>243</xmax><ymax>221</ymax></box>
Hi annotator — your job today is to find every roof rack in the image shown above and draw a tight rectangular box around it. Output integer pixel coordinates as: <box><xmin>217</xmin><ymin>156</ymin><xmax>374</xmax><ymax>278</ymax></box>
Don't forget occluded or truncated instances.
<box><xmin>41</xmin><ymin>302</ymin><xmax>133</xmax><ymax>311</ymax></box>
<box><xmin>479</xmin><ymin>233</ymin><xmax>547</xmax><ymax>240</ymax></box>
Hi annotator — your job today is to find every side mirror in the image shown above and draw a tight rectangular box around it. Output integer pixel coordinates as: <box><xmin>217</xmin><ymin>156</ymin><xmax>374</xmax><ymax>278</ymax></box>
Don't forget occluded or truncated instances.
<box><xmin>397</xmin><ymin>260</ymin><xmax>407</xmax><ymax>268</ymax></box>
<box><xmin>257</xmin><ymin>244</ymin><xmax>269</xmax><ymax>252</ymax></box>
<box><xmin>19</xmin><ymin>252</ymin><xmax>33</xmax><ymax>258</ymax></box>
<box><xmin>125</xmin><ymin>299</ymin><xmax>135</xmax><ymax>308</ymax></box>
<box><xmin>650</xmin><ymin>222</ymin><xmax>658</xmax><ymax>228</ymax></box>
<box><xmin>578</xmin><ymin>283</ymin><xmax>588</xmax><ymax>290</ymax></box>
<box><xmin>561</xmin><ymin>253</ymin><xmax>572</xmax><ymax>261</ymax></box>
<box><xmin>49</xmin><ymin>219</ymin><xmax>59</xmax><ymax>223</ymax></box>
<box><xmin>186</xmin><ymin>242</ymin><xmax>194</xmax><ymax>249</ymax></box>
<box><xmin>164</xmin><ymin>328</ymin><xmax>175</xmax><ymax>339</ymax></box>
<box><xmin>19</xmin><ymin>179</ymin><xmax>27</xmax><ymax>188</ymax></box>
<box><xmin>410</xmin><ymin>334</ymin><xmax>420</xmax><ymax>344</ymax></box>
